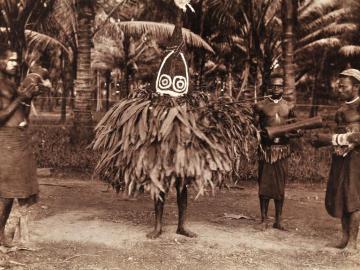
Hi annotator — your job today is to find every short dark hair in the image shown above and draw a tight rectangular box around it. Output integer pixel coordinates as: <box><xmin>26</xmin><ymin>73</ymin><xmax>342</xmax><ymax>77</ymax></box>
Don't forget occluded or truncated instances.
<box><xmin>0</xmin><ymin>47</ymin><xmax>14</xmax><ymax>59</ymax></box>
<box><xmin>270</xmin><ymin>71</ymin><xmax>283</xmax><ymax>80</ymax></box>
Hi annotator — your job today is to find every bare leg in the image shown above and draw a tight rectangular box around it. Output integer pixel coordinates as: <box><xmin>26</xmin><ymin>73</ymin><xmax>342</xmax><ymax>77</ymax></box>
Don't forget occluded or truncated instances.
<box><xmin>259</xmin><ymin>196</ymin><xmax>270</xmax><ymax>223</ymax></box>
<box><xmin>273</xmin><ymin>198</ymin><xmax>285</xmax><ymax>230</ymax></box>
<box><xmin>344</xmin><ymin>211</ymin><xmax>360</xmax><ymax>252</ymax></box>
<box><xmin>12</xmin><ymin>203</ymin><xmax>31</xmax><ymax>246</ymax></box>
<box><xmin>330</xmin><ymin>214</ymin><xmax>350</xmax><ymax>249</ymax></box>
<box><xmin>146</xmin><ymin>192</ymin><xmax>165</xmax><ymax>239</ymax></box>
<box><xmin>176</xmin><ymin>180</ymin><xmax>197</xmax><ymax>238</ymax></box>
<box><xmin>0</xmin><ymin>198</ymin><xmax>13</xmax><ymax>246</ymax></box>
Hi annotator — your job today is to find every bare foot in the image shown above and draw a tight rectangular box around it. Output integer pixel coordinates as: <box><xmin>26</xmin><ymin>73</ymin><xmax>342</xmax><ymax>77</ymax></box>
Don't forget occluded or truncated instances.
<box><xmin>176</xmin><ymin>228</ymin><xmax>197</xmax><ymax>238</ymax></box>
<box><xmin>259</xmin><ymin>216</ymin><xmax>270</xmax><ymax>224</ymax></box>
<box><xmin>341</xmin><ymin>246</ymin><xmax>358</xmax><ymax>256</ymax></box>
<box><xmin>146</xmin><ymin>229</ymin><xmax>162</xmax><ymax>239</ymax></box>
<box><xmin>273</xmin><ymin>223</ymin><xmax>287</xmax><ymax>231</ymax></box>
<box><xmin>326</xmin><ymin>239</ymin><xmax>348</xmax><ymax>249</ymax></box>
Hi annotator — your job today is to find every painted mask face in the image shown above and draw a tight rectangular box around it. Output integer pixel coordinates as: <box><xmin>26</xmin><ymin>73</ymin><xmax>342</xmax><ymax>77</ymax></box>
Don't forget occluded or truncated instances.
<box><xmin>174</xmin><ymin>0</ymin><xmax>192</xmax><ymax>11</ymax></box>
<box><xmin>155</xmin><ymin>50</ymin><xmax>189</xmax><ymax>97</ymax></box>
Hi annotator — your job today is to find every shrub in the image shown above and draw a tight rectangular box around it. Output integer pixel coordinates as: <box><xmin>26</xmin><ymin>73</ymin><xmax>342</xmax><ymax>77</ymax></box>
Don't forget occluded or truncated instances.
<box><xmin>29</xmin><ymin>125</ymin><xmax>99</xmax><ymax>172</ymax></box>
<box><xmin>29</xmin><ymin>125</ymin><xmax>332</xmax><ymax>183</ymax></box>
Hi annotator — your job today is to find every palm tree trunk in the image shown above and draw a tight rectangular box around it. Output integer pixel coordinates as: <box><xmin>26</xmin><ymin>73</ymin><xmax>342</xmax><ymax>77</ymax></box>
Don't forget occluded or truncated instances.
<box><xmin>61</xmin><ymin>56</ymin><xmax>73</xmax><ymax>123</ymax></box>
<box><xmin>96</xmin><ymin>70</ymin><xmax>102</xmax><ymax>112</ymax></box>
<box><xmin>123</xmin><ymin>37</ymin><xmax>130</xmax><ymax>97</ymax></box>
<box><xmin>105</xmin><ymin>70</ymin><xmax>111</xmax><ymax>111</ymax></box>
<box><xmin>281</xmin><ymin>0</ymin><xmax>297</xmax><ymax>104</ymax></box>
<box><xmin>73</xmin><ymin>0</ymin><xmax>95</xmax><ymax>142</ymax></box>
<box><xmin>310</xmin><ymin>51</ymin><xmax>327</xmax><ymax>117</ymax></box>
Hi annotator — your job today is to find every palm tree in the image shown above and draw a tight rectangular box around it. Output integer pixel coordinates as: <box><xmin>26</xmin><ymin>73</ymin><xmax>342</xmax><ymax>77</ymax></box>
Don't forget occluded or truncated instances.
<box><xmin>0</xmin><ymin>0</ymin><xmax>69</xmax><ymax>79</ymax></box>
<box><xmin>281</xmin><ymin>0</ymin><xmax>297</xmax><ymax>104</ymax></box>
<box><xmin>338</xmin><ymin>0</ymin><xmax>360</xmax><ymax>59</ymax></box>
<box><xmin>295</xmin><ymin>0</ymin><xmax>356</xmax><ymax>115</ymax></box>
<box><xmin>206</xmin><ymin>0</ymin><xmax>283</xmax><ymax>100</ymax></box>
<box><xmin>71</xmin><ymin>0</ymin><xmax>96</xmax><ymax>134</ymax></box>
<box><xmin>46</xmin><ymin>0</ymin><xmax>213</xmax><ymax>131</ymax></box>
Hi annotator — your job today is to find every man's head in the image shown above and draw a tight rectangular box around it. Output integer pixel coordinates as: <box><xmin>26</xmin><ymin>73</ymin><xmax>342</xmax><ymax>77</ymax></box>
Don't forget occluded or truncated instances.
<box><xmin>0</xmin><ymin>49</ymin><xmax>19</xmax><ymax>76</ymax></box>
<box><xmin>337</xmin><ymin>69</ymin><xmax>360</xmax><ymax>101</ymax></box>
<box><xmin>268</xmin><ymin>72</ymin><xmax>284</xmax><ymax>98</ymax></box>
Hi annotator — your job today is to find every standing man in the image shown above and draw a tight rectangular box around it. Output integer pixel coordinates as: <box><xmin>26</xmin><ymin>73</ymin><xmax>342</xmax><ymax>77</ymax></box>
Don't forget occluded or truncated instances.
<box><xmin>254</xmin><ymin>72</ymin><xmax>298</xmax><ymax>230</ymax></box>
<box><xmin>311</xmin><ymin>69</ymin><xmax>360</xmax><ymax>252</ymax></box>
<box><xmin>0</xmin><ymin>47</ymin><xmax>44</xmax><ymax>248</ymax></box>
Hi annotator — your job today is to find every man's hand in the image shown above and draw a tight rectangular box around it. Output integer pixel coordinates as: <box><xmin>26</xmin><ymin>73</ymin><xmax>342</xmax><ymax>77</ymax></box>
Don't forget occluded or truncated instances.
<box><xmin>17</xmin><ymin>83</ymin><xmax>40</xmax><ymax>100</ymax></box>
<box><xmin>309</xmin><ymin>133</ymin><xmax>332</xmax><ymax>148</ymax></box>
<box><xmin>17</xmin><ymin>73</ymin><xmax>49</xmax><ymax>100</ymax></box>
<box><xmin>348</xmin><ymin>132</ymin><xmax>360</xmax><ymax>145</ymax></box>
<box><xmin>285</xmin><ymin>129</ymin><xmax>304</xmax><ymax>139</ymax></box>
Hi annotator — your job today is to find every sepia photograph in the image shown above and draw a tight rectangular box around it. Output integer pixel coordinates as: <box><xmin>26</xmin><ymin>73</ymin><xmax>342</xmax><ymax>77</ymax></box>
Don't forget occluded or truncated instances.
<box><xmin>0</xmin><ymin>0</ymin><xmax>360</xmax><ymax>269</ymax></box>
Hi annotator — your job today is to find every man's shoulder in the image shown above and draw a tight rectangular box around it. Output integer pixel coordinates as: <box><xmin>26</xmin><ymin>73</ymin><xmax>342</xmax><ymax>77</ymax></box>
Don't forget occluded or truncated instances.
<box><xmin>0</xmin><ymin>78</ymin><xmax>15</xmax><ymax>90</ymax></box>
<box><xmin>254</xmin><ymin>99</ymin><xmax>268</xmax><ymax>111</ymax></box>
<box><xmin>279</xmin><ymin>98</ymin><xmax>295</xmax><ymax>109</ymax></box>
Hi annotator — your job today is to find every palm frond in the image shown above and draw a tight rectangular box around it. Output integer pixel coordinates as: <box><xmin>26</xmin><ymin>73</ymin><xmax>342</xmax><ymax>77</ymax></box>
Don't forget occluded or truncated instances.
<box><xmin>98</xmin><ymin>21</ymin><xmax>215</xmax><ymax>53</ymax></box>
<box><xmin>299</xmin><ymin>7</ymin><xmax>347</xmax><ymax>34</ymax></box>
<box><xmin>297</xmin><ymin>23</ymin><xmax>357</xmax><ymax>48</ymax></box>
<box><xmin>50</xmin><ymin>0</ymin><xmax>77</xmax><ymax>47</ymax></box>
<box><xmin>339</xmin><ymin>45</ymin><xmax>360</xmax><ymax>56</ymax></box>
<box><xmin>264</xmin><ymin>0</ymin><xmax>281</xmax><ymax>23</ymax></box>
<box><xmin>295</xmin><ymin>37</ymin><xmax>341</xmax><ymax>55</ymax></box>
<box><xmin>299</xmin><ymin>0</ymin><xmax>341</xmax><ymax>21</ymax></box>
<box><xmin>0</xmin><ymin>27</ymin><xmax>71</xmax><ymax>57</ymax></box>
<box><xmin>207</xmin><ymin>0</ymin><xmax>240</xmax><ymax>30</ymax></box>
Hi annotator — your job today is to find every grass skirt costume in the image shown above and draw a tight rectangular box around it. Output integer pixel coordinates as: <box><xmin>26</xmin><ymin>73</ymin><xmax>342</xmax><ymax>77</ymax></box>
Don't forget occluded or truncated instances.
<box><xmin>92</xmin><ymin>90</ymin><xmax>255</xmax><ymax>199</ymax></box>
<box><xmin>0</xmin><ymin>127</ymin><xmax>39</xmax><ymax>202</ymax></box>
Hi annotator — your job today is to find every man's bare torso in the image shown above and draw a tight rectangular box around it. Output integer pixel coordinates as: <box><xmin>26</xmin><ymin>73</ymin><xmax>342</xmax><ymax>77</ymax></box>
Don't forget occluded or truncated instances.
<box><xmin>0</xmin><ymin>78</ymin><xmax>28</xmax><ymax>127</ymax></box>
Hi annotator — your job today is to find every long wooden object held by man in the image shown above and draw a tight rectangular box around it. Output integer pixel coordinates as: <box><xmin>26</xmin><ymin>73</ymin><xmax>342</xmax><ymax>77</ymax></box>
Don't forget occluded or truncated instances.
<box><xmin>265</xmin><ymin>115</ymin><xmax>323</xmax><ymax>139</ymax></box>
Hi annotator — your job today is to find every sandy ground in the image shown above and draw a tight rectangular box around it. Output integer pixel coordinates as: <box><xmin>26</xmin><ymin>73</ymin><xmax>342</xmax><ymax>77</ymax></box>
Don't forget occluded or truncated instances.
<box><xmin>1</xmin><ymin>175</ymin><xmax>359</xmax><ymax>270</ymax></box>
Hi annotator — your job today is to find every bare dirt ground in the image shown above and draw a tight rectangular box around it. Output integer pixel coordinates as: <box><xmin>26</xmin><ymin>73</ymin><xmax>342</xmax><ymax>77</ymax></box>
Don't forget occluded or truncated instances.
<box><xmin>1</xmin><ymin>175</ymin><xmax>360</xmax><ymax>270</ymax></box>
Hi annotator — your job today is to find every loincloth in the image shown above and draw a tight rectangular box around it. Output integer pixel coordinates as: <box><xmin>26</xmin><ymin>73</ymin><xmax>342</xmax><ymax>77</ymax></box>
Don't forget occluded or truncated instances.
<box><xmin>326</xmin><ymin>146</ymin><xmax>360</xmax><ymax>217</ymax></box>
<box><xmin>0</xmin><ymin>127</ymin><xmax>39</xmax><ymax>199</ymax></box>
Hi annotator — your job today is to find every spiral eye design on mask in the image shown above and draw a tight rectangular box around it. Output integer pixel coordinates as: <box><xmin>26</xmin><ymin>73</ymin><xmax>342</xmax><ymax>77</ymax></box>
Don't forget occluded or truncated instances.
<box><xmin>158</xmin><ymin>74</ymin><xmax>172</xmax><ymax>90</ymax></box>
<box><xmin>173</xmin><ymin>76</ymin><xmax>187</xmax><ymax>93</ymax></box>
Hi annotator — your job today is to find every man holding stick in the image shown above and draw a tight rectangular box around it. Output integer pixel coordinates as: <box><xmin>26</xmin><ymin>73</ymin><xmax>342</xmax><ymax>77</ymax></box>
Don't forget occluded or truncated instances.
<box><xmin>253</xmin><ymin>72</ymin><xmax>300</xmax><ymax>230</ymax></box>
<box><xmin>311</xmin><ymin>69</ymin><xmax>360</xmax><ymax>252</ymax></box>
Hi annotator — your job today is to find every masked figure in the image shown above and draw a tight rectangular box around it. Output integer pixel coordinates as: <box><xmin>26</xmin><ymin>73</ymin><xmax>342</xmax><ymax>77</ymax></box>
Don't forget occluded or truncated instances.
<box><xmin>92</xmin><ymin>0</ymin><xmax>254</xmax><ymax>239</ymax></box>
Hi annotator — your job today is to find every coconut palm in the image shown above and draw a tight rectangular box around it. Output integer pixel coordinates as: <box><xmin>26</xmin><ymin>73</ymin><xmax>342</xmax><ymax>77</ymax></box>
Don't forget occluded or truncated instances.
<box><xmin>281</xmin><ymin>0</ymin><xmax>297</xmax><ymax>104</ymax></box>
<box><xmin>0</xmin><ymin>0</ymin><xmax>69</xmax><ymax>78</ymax></box>
<box><xmin>295</xmin><ymin>0</ymin><xmax>357</xmax><ymax>115</ymax></box>
<box><xmin>45</xmin><ymin>0</ymin><xmax>214</xmax><ymax>131</ymax></box>
<box><xmin>338</xmin><ymin>0</ymin><xmax>360</xmax><ymax>58</ymax></box>
<box><xmin>206</xmin><ymin>0</ymin><xmax>283</xmax><ymax>100</ymax></box>
<box><xmin>41</xmin><ymin>0</ymin><xmax>135</xmax><ymax>135</ymax></box>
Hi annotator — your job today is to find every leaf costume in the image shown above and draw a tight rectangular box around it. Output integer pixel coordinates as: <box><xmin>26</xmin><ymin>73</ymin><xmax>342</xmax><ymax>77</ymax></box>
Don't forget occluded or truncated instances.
<box><xmin>92</xmin><ymin>3</ymin><xmax>255</xmax><ymax>200</ymax></box>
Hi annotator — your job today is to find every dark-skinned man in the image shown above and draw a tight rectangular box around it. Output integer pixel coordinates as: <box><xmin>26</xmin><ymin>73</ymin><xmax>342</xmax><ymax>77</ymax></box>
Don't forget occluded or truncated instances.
<box><xmin>254</xmin><ymin>72</ymin><xmax>300</xmax><ymax>230</ymax></box>
<box><xmin>0</xmin><ymin>47</ymin><xmax>48</xmax><ymax>248</ymax></box>
<box><xmin>311</xmin><ymin>68</ymin><xmax>360</xmax><ymax>253</ymax></box>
